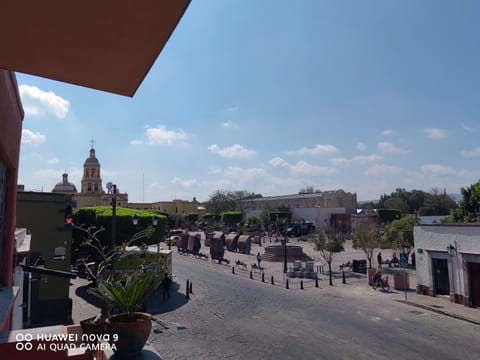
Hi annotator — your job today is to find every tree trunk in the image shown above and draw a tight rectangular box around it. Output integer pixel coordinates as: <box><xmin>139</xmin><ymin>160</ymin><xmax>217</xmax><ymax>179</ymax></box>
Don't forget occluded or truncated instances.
<box><xmin>328</xmin><ymin>262</ymin><xmax>333</xmax><ymax>286</ymax></box>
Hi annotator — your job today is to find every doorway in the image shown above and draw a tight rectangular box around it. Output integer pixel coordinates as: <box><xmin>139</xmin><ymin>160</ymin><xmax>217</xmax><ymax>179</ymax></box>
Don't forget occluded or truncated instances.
<box><xmin>432</xmin><ymin>258</ymin><xmax>449</xmax><ymax>295</ymax></box>
<box><xmin>468</xmin><ymin>262</ymin><xmax>480</xmax><ymax>307</ymax></box>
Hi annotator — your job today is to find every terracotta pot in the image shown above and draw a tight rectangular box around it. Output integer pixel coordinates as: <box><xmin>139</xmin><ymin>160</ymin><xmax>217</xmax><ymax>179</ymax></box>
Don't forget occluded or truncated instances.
<box><xmin>80</xmin><ymin>316</ymin><xmax>107</xmax><ymax>336</ymax></box>
<box><xmin>80</xmin><ymin>317</ymin><xmax>107</xmax><ymax>350</ymax></box>
<box><xmin>106</xmin><ymin>312</ymin><xmax>152</xmax><ymax>357</ymax></box>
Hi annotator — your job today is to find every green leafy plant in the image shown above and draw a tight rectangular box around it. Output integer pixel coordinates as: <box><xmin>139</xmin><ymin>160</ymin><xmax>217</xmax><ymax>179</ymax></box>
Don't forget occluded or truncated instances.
<box><xmin>89</xmin><ymin>270</ymin><xmax>163</xmax><ymax>321</ymax></box>
<box><xmin>74</xmin><ymin>224</ymin><xmax>158</xmax><ymax>325</ymax></box>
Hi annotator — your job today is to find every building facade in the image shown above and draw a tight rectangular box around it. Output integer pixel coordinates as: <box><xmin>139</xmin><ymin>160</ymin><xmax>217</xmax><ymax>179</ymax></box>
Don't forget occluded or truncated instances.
<box><xmin>244</xmin><ymin>190</ymin><xmax>357</xmax><ymax>229</ymax></box>
<box><xmin>414</xmin><ymin>224</ymin><xmax>480</xmax><ymax>308</ymax></box>
<box><xmin>52</xmin><ymin>145</ymin><xmax>128</xmax><ymax>208</ymax></box>
<box><xmin>128</xmin><ymin>198</ymin><xmax>202</xmax><ymax>215</ymax></box>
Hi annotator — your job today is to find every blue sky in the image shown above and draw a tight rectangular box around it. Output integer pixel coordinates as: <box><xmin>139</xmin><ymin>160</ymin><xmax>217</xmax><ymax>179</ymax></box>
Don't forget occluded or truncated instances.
<box><xmin>17</xmin><ymin>0</ymin><xmax>480</xmax><ymax>203</ymax></box>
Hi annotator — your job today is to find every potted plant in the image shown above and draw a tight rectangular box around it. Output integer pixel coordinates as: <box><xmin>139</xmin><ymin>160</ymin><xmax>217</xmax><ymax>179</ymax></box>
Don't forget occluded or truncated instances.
<box><xmin>89</xmin><ymin>269</ymin><xmax>163</xmax><ymax>357</ymax></box>
<box><xmin>73</xmin><ymin>224</ymin><xmax>156</xmax><ymax>335</ymax></box>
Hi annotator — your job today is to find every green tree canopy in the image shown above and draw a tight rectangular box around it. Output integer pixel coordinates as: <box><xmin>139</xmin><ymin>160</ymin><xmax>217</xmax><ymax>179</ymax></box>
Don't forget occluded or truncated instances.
<box><xmin>222</xmin><ymin>211</ymin><xmax>243</xmax><ymax>225</ymax></box>
<box><xmin>445</xmin><ymin>180</ymin><xmax>480</xmax><ymax>222</ymax></box>
<box><xmin>204</xmin><ymin>189</ymin><xmax>262</xmax><ymax>215</ymax></box>
<box><xmin>378</xmin><ymin>188</ymin><xmax>457</xmax><ymax>215</ymax></box>
<box><xmin>383</xmin><ymin>215</ymin><xmax>415</xmax><ymax>251</ymax></box>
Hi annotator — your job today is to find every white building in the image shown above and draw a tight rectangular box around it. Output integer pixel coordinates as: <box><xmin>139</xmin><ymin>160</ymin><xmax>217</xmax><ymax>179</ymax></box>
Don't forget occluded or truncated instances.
<box><xmin>414</xmin><ymin>224</ymin><xmax>480</xmax><ymax>308</ymax></box>
<box><xmin>243</xmin><ymin>190</ymin><xmax>357</xmax><ymax>229</ymax></box>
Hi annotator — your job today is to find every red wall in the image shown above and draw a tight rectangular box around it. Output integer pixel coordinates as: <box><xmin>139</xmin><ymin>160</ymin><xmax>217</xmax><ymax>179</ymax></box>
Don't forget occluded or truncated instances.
<box><xmin>0</xmin><ymin>70</ymin><xmax>23</xmax><ymax>287</ymax></box>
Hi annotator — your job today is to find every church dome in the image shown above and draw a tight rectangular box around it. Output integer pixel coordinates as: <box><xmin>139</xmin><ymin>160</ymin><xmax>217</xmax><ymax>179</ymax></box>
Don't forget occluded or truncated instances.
<box><xmin>52</xmin><ymin>173</ymin><xmax>77</xmax><ymax>193</ymax></box>
<box><xmin>84</xmin><ymin>148</ymin><xmax>100</xmax><ymax>165</ymax></box>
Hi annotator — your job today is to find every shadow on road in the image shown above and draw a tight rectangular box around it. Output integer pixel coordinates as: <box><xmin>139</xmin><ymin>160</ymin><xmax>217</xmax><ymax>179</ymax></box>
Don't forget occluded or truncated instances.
<box><xmin>146</xmin><ymin>282</ymin><xmax>189</xmax><ymax>315</ymax></box>
<box><xmin>74</xmin><ymin>280</ymin><xmax>188</xmax><ymax>316</ymax></box>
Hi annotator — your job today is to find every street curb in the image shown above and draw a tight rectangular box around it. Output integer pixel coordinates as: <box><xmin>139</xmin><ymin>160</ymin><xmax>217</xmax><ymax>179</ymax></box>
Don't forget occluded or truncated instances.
<box><xmin>396</xmin><ymin>300</ymin><xmax>480</xmax><ymax>326</ymax></box>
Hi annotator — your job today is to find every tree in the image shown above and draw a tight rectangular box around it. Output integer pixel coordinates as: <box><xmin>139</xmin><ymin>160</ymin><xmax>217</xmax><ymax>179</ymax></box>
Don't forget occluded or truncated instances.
<box><xmin>204</xmin><ymin>190</ymin><xmax>237</xmax><ymax>215</ymax></box>
<box><xmin>382</xmin><ymin>215</ymin><xmax>415</xmax><ymax>253</ymax></box>
<box><xmin>377</xmin><ymin>188</ymin><xmax>457</xmax><ymax>215</ymax></box>
<box><xmin>353</xmin><ymin>224</ymin><xmax>381</xmax><ymax>269</ymax></box>
<box><xmin>445</xmin><ymin>180</ymin><xmax>480</xmax><ymax>223</ymax></box>
<box><xmin>230</xmin><ymin>190</ymin><xmax>262</xmax><ymax>213</ymax></box>
<box><xmin>204</xmin><ymin>189</ymin><xmax>262</xmax><ymax>215</ymax></box>
<box><xmin>299</xmin><ymin>185</ymin><xmax>315</xmax><ymax>194</ymax></box>
<box><xmin>222</xmin><ymin>211</ymin><xmax>243</xmax><ymax>228</ymax></box>
<box><xmin>384</xmin><ymin>197</ymin><xmax>410</xmax><ymax>214</ymax></box>
<box><xmin>309</xmin><ymin>229</ymin><xmax>344</xmax><ymax>285</ymax></box>
<box><xmin>421</xmin><ymin>188</ymin><xmax>458</xmax><ymax>216</ymax></box>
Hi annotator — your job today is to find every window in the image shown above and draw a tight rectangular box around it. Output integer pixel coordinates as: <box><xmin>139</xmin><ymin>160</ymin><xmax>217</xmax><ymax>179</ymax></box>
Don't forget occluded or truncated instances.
<box><xmin>86</xmin><ymin>168</ymin><xmax>89</xmax><ymax>177</ymax></box>
<box><xmin>88</xmin><ymin>183</ymin><xmax>91</xmax><ymax>191</ymax></box>
<box><xmin>94</xmin><ymin>183</ymin><xmax>98</xmax><ymax>192</ymax></box>
<box><xmin>91</xmin><ymin>168</ymin><xmax>96</xmax><ymax>177</ymax></box>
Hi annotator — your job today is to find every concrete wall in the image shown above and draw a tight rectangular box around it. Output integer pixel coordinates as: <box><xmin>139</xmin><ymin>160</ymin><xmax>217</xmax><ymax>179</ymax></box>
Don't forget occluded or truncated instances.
<box><xmin>0</xmin><ymin>70</ymin><xmax>23</xmax><ymax>287</ymax></box>
<box><xmin>16</xmin><ymin>192</ymin><xmax>73</xmax><ymax>325</ymax></box>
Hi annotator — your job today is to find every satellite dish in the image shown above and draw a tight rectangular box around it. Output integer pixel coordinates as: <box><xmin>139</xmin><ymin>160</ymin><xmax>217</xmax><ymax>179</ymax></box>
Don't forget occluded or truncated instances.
<box><xmin>106</xmin><ymin>182</ymin><xmax>113</xmax><ymax>191</ymax></box>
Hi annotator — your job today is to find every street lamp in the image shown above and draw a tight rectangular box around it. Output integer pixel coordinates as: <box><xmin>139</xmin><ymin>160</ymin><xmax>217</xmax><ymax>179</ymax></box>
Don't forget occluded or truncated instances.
<box><xmin>276</xmin><ymin>214</ymin><xmax>288</xmax><ymax>274</ymax></box>
<box><xmin>106</xmin><ymin>182</ymin><xmax>117</xmax><ymax>249</ymax></box>
<box><xmin>447</xmin><ymin>243</ymin><xmax>457</xmax><ymax>257</ymax></box>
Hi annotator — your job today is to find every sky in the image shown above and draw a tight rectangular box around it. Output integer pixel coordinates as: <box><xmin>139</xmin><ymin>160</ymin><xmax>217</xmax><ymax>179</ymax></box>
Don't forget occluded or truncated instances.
<box><xmin>16</xmin><ymin>0</ymin><xmax>480</xmax><ymax>203</ymax></box>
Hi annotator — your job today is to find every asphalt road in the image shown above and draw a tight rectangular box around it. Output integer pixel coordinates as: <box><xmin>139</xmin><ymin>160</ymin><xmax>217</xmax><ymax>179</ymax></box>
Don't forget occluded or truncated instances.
<box><xmin>147</xmin><ymin>255</ymin><xmax>480</xmax><ymax>360</ymax></box>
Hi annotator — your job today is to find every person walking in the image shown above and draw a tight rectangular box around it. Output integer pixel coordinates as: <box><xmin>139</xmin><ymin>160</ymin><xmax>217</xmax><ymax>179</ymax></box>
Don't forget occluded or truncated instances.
<box><xmin>162</xmin><ymin>272</ymin><xmax>171</xmax><ymax>301</ymax></box>
<box><xmin>377</xmin><ymin>252</ymin><xmax>382</xmax><ymax>268</ymax></box>
<box><xmin>256</xmin><ymin>252</ymin><xmax>262</xmax><ymax>268</ymax></box>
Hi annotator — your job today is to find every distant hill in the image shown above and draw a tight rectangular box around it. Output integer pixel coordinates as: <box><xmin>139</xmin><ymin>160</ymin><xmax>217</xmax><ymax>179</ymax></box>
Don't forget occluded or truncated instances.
<box><xmin>449</xmin><ymin>194</ymin><xmax>462</xmax><ymax>203</ymax></box>
<box><xmin>358</xmin><ymin>193</ymin><xmax>461</xmax><ymax>205</ymax></box>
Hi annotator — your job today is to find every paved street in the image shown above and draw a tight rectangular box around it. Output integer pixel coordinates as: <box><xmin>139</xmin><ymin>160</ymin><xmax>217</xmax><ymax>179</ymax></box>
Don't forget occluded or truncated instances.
<box><xmin>70</xmin><ymin>238</ymin><xmax>480</xmax><ymax>360</ymax></box>
<box><xmin>145</xmin><ymin>253</ymin><xmax>480</xmax><ymax>360</ymax></box>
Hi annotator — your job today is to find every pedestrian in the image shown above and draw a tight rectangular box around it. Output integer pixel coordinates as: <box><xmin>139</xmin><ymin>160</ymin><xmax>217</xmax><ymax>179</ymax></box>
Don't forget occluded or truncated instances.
<box><xmin>256</xmin><ymin>252</ymin><xmax>262</xmax><ymax>268</ymax></box>
<box><xmin>411</xmin><ymin>252</ymin><xmax>416</xmax><ymax>267</ymax></box>
<box><xmin>372</xmin><ymin>268</ymin><xmax>382</xmax><ymax>289</ymax></box>
<box><xmin>377</xmin><ymin>252</ymin><xmax>382</xmax><ymax>268</ymax></box>
<box><xmin>162</xmin><ymin>272</ymin><xmax>171</xmax><ymax>301</ymax></box>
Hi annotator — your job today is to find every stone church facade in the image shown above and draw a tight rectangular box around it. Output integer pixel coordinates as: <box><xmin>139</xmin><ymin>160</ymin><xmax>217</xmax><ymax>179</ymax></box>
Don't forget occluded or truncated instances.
<box><xmin>52</xmin><ymin>145</ymin><xmax>128</xmax><ymax>208</ymax></box>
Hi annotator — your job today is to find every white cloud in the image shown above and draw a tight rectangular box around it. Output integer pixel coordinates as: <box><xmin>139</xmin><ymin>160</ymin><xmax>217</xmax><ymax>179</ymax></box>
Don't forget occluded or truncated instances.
<box><xmin>356</xmin><ymin>142</ymin><xmax>367</xmax><ymax>151</ymax></box>
<box><xmin>171</xmin><ymin>177</ymin><xmax>197</xmax><ymax>188</ymax></box>
<box><xmin>378</xmin><ymin>142</ymin><xmax>409</xmax><ymax>154</ymax></box>
<box><xmin>285</xmin><ymin>144</ymin><xmax>339</xmax><ymax>156</ymax></box>
<box><xmin>146</xmin><ymin>126</ymin><xmax>187</xmax><ymax>145</ymax></box>
<box><xmin>224</xmin><ymin>106</ymin><xmax>239</xmax><ymax>112</ymax></box>
<box><xmin>329</xmin><ymin>154</ymin><xmax>383</xmax><ymax>166</ymax></box>
<box><xmin>130</xmin><ymin>140</ymin><xmax>144</xmax><ymax>145</ymax></box>
<box><xmin>47</xmin><ymin>157</ymin><xmax>59</xmax><ymax>164</ymax></box>
<box><xmin>289</xmin><ymin>161</ymin><xmax>336</xmax><ymax>177</ymax></box>
<box><xmin>461</xmin><ymin>147</ymin><xmax>480</xmax><ymax>157</ymax></box>
<box><xmin>424</xmin><ymin>128</ymin><xmax>447</xmax><ymax>139</ymax></box>
<box><xmin>462</xmin><ymin>123</ymin><xmax>475</xmax><ymax>133</ymax></box>
<box><xmin>21</xmin><ymin>129</ymin><xmax>46</xmax><ymax>145</ymax></box>
<box><xmin>381</xmin><ymin>130</ymin><xmax>393</xmax><ymax>136</ymax></box>
<box><xmin>269</xmin><ymin>157</ymin><xmax>289</xmax><ymax>167</ymax></box>
<box><xmin>421</xmin><ymin>164</ymin><xmax>455</xmax><ymax>176</ymax></box>
<box><xmin>32</xmin><ymin>168</ymin><xmax>61</xmax><ymax>181</ymax></box>
<box><xmin>365</xmin><ymin>165</ymin><xmax>402</xmax><ymax>176</ymax></box>
<box><xmin>19</xmin><ymin>84</ymin><xmax>70</xmax><ymax>118</ymax></box>
<box><xmin>224</xmin><ymin>166</ymin><xmax>266</xmax><ymax>180</ymax></box>
<box><xmin>208</xmin><ymin>144</ymin><xmax>256</xmax><ymax>158</ymax></box>
<box><xmin>222</xmin><ymin>120</ymin><xmax>239</xmax><ymax>129</ymax></box>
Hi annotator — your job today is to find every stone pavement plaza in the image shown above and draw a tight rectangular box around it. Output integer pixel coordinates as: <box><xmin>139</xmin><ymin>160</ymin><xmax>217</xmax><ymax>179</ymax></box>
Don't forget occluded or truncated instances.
<box><xmin>70</xmin><ymin>235</ymin><xmax>480</xmax><ymax>331</ymax></box>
